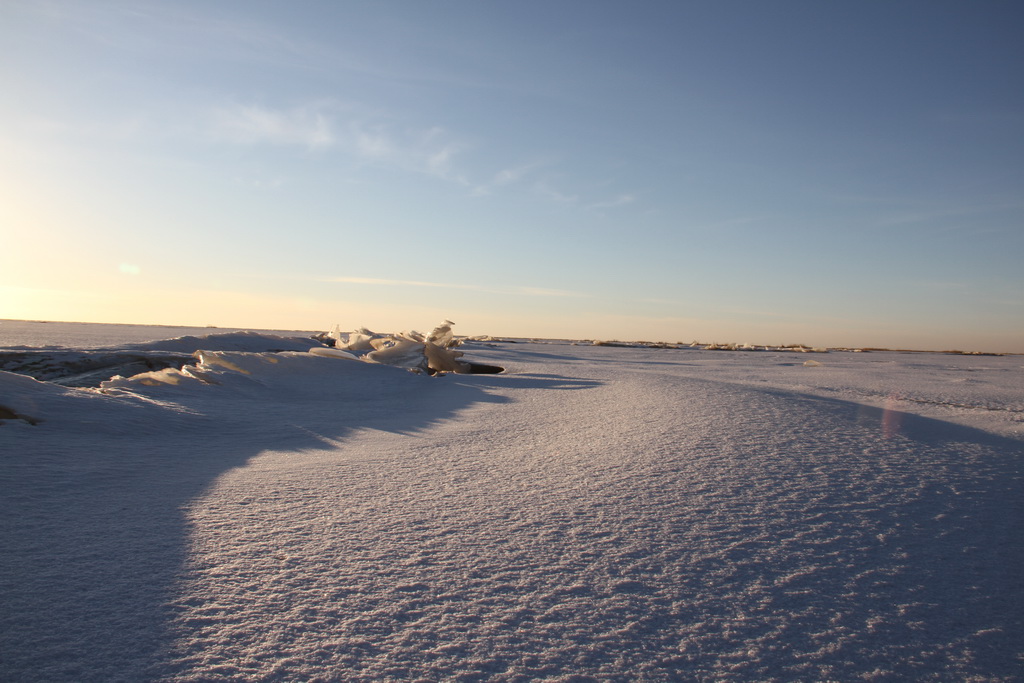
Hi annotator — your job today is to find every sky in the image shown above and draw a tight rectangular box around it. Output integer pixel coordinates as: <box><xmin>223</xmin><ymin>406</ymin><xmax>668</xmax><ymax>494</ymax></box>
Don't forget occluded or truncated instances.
<box><xmin>1</xmin><ymin>0</ymin><xmax>1022</xmax><ymax>352</ymax></box>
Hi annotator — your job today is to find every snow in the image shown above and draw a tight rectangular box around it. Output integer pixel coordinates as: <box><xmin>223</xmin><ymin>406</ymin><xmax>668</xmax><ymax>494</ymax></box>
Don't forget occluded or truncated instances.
<box><xmin>2</xmin><ymin>325</ymin><xmax>1022</xmax><ymax>681</ymax></box>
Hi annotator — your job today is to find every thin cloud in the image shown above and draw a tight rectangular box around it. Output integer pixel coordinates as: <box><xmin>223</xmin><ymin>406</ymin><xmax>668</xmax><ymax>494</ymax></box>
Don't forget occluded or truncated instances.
<box><xmin>534</xmin><ymin>180</ymin><xmax>579</xmax><ymax>204</ymax></box>
<box><xmin>916</xmin><ymin>280</ymin><xmax>969</xmax><ymax>291</ymax></box>
<box><xmin>327</xmin><ymin>276</ymin><xmax>458</xmax><ymax>289</ymax></box>
<box><xmin>494</xmin><ymin>166</ymin><xmax>528</xmax><ymax>185</ymax></box>
<box><xmin>532</xmin><ymin>182</ymin><xmax>642</xmax><ymax>212</ymax></box>
<box><xmin>425</xmin><ymin>144</ymin><xmax>468</xmax><ymax>184</ymax></box>
<box><xmin>209</xmin><ymin>100</ymin><xmax>632</xmax><ymax>209</ymax></box>
<box><xmin>494</xmin><ymin>161</ymin><xmax>548</xmax><ymax>187</ymax></box>
<box><xmin>211</xmin><ymin>104</ymin><xmax>335</xmax><ymax>149</ymax></box>
<box><xmin>877</xmin><ymin>205</ymin><xmax>1020</xmax><ymax>229</ymax></box>
<box><xmin>515</xmin><ymin>286</ymin><xmax>585</xmax><ymax>298</ymax></box>
<box><xmin>323</xmin><ymin>276</ymin><xmax>586</xmax><ymax>298</ymax></box>
<box><xmin>352</xmin><ymin>126</ymin><xmax>393</xmax><ymax>158</ymax></box>
<box><xmin>210</xmin><ymin>102</ymin><xmax>469</xmax><ymax>182</ymax></box>
<box><xmin>472</xmin><ymin>161</ymin><xmax>549</xmax><ymax>196</ymax></box>
<box><xmin>589</xmin><ymin>193</ymin><xmax>636</xmax><ymax>210</ymax></box>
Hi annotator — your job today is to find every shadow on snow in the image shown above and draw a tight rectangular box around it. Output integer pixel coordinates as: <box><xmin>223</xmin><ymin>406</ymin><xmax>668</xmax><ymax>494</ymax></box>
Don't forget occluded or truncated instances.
<box><xmin>0</xmin><ymin>361</ymin><xmax>596</xmax><ymax>682</ymax></box>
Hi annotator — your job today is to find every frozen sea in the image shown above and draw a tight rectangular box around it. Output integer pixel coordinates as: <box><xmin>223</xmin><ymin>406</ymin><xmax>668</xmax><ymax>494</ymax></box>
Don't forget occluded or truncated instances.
<box><xmin>1</xmin><ymin>321</ymin><xmax>1022</xmax><ymax>681</ymax></box>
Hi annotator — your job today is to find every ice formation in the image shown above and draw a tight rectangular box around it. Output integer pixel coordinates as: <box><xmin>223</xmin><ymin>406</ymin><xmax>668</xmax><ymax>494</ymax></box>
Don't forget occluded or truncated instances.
<box><xmin>0</xmin><ymin>323</ymin><xmax>501</xmax><ymax>388</ymax></box>
<box><xmin>324</xmin><ymin>320</ymin><xmax>502</xmax><ymax>375</ymax></box>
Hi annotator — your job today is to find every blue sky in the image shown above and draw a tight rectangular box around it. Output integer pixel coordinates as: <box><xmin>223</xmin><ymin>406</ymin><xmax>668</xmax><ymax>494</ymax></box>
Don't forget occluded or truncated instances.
<box><xmin>2</xmin><ymin>1</ymin><xmax>1022</xmax><ymax>351</ymax></box>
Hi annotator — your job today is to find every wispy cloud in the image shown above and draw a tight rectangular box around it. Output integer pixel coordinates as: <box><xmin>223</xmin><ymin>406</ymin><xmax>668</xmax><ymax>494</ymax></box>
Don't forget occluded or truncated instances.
<box><xmin>327</xmin><ymin>276</ymin><xmax>462</xmax><ymax>289</ymax></box>
<box><xmin>875</xmin><ymin>202</ymin><xmax>1023</xmax><ymax>230</ymax></box>
<box><xmin>210</xmin><ymin>102</ymin><xmax>470</xmax><ymax>183</ymax></box>
<box><xmin>915</xmin><ymin>280</ymin><xmax>969</xmax><ymax>291</ymax></box>
<box><xmin>684</xmin><ymin>215</ymin><xmax>765</xmax><ymax>231</ymax></box>
<box><xmin>323</xmin><ymin>276</ymin><xmax>586</xmax><ymax>298</ymax></box>
<box><xmin>589</xmin><ymin>193</ymin><xmax>637</xmax><ymax>210</ymax></box>
<box><xmin>516</xmin><ymin>286</ymin><xmax>583</xmax><ymax>298</ymax></box>
<box><xmin>21</xmin><ymin>2</ymin><xmax>639</xmax><ymax>210</ymax></box>
<box><xmin>494</xmin><ymin>165</ymin><xmax>533</xmax><ymax>186</ymax></box>
<box><xmin>832</xmin><ymin>193</ymin><xmax>1023</xmax><ymax>232</ymax></box>
<box><xmin>534</xmin><ymin>180</ymin><xmax>579</xmax><ymax>204</ymax></box>
<box><xmin>472</xmin><ymin>161</ymin><xmax>548</xmax><ymax>196</ymax></box>
<box><xmin>210</xmin><ymin>103</ymin><xmax>635</xmax><ymax>207</ymax></box>
<box><xmin>352</xmin><ymin>125</ymin><xmax>393</xmax><ymax>158</ymax></box>
<box><xmin>211</xmin><ymin>103</ymin><xmax>335</xmax><ymax>149</ymax></box>
<box><xmin>531</xmin><ymin>181</ymin><xmax>642</xmax><ymax>213</ymax></box>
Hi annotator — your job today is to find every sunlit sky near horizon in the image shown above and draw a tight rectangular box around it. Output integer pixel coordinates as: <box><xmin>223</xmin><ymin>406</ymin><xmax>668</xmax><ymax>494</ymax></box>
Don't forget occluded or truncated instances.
<box><xmin>2</xmin><ymin>1</ymin><xmax>1022</xmax><ymax>352</ymax></box>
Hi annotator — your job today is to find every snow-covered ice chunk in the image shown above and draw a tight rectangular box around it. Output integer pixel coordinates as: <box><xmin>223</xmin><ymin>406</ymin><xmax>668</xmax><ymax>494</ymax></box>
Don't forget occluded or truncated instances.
<box><xmin>366</xmin><ymin>339</ymin><xmax>432</xmax><ymax>372</ymax></box>
<box><xmin>325</xmin><ymin>320</ymin><xmax>499</xmax><ymax>374</ymax></box>
<box><xmin>308</xmin><ymin>347</ymin><xmax>359</xmax><ymax>360</ymax></box>
<box><xmin>425</xmin><ymin>319</ymin><xmax>457</xmax><ymax>348</ymax></box>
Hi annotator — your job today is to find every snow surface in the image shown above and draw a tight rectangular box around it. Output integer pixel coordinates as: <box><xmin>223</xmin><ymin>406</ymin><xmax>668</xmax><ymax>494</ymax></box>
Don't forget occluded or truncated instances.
<box><xmin>2</xmin><ymin>328</ymin><xmax>1023</xmax><ymax>681</ymax></box>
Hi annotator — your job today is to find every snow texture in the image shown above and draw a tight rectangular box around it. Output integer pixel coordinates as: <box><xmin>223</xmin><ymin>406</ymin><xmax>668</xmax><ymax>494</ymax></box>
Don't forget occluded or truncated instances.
<box><xmin>2</xmin><ymin>327</ymin><xmax>1023</xmax><ymax>682</ymax></box>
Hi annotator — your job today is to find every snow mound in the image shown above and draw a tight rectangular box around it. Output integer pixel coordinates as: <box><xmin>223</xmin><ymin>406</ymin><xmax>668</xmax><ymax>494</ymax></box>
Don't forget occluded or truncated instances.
<box><xmin>123</xmin><ymin>330</ymin><xmax>324</xmax><ymax>353</ymax></box>
<box><xmin>0</xmin><ymin>332</ymin><xmax>329</xmax><ymax>388</ymax></box>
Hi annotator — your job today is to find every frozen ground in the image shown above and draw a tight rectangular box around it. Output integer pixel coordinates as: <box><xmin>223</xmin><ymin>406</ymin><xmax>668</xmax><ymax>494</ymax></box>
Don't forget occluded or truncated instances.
<box><xmin>1</xmin><ymin>326</ymin><xmax>1022</xmax><ymax>681</ymax></box>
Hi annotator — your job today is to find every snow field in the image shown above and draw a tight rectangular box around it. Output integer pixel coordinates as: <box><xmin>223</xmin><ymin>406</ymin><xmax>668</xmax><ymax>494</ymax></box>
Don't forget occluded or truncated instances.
<box><xmin>2</xmin><ymin>338</ymin><xmax>1022</xmax><ymax>681</ymax></box>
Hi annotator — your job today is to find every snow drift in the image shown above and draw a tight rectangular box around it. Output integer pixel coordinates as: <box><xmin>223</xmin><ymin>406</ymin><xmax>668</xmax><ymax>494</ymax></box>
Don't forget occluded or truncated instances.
<box><xmin>0</xmin><ymin>322</ymin><xmax>501</xmax><ymax>390</ymax></box>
